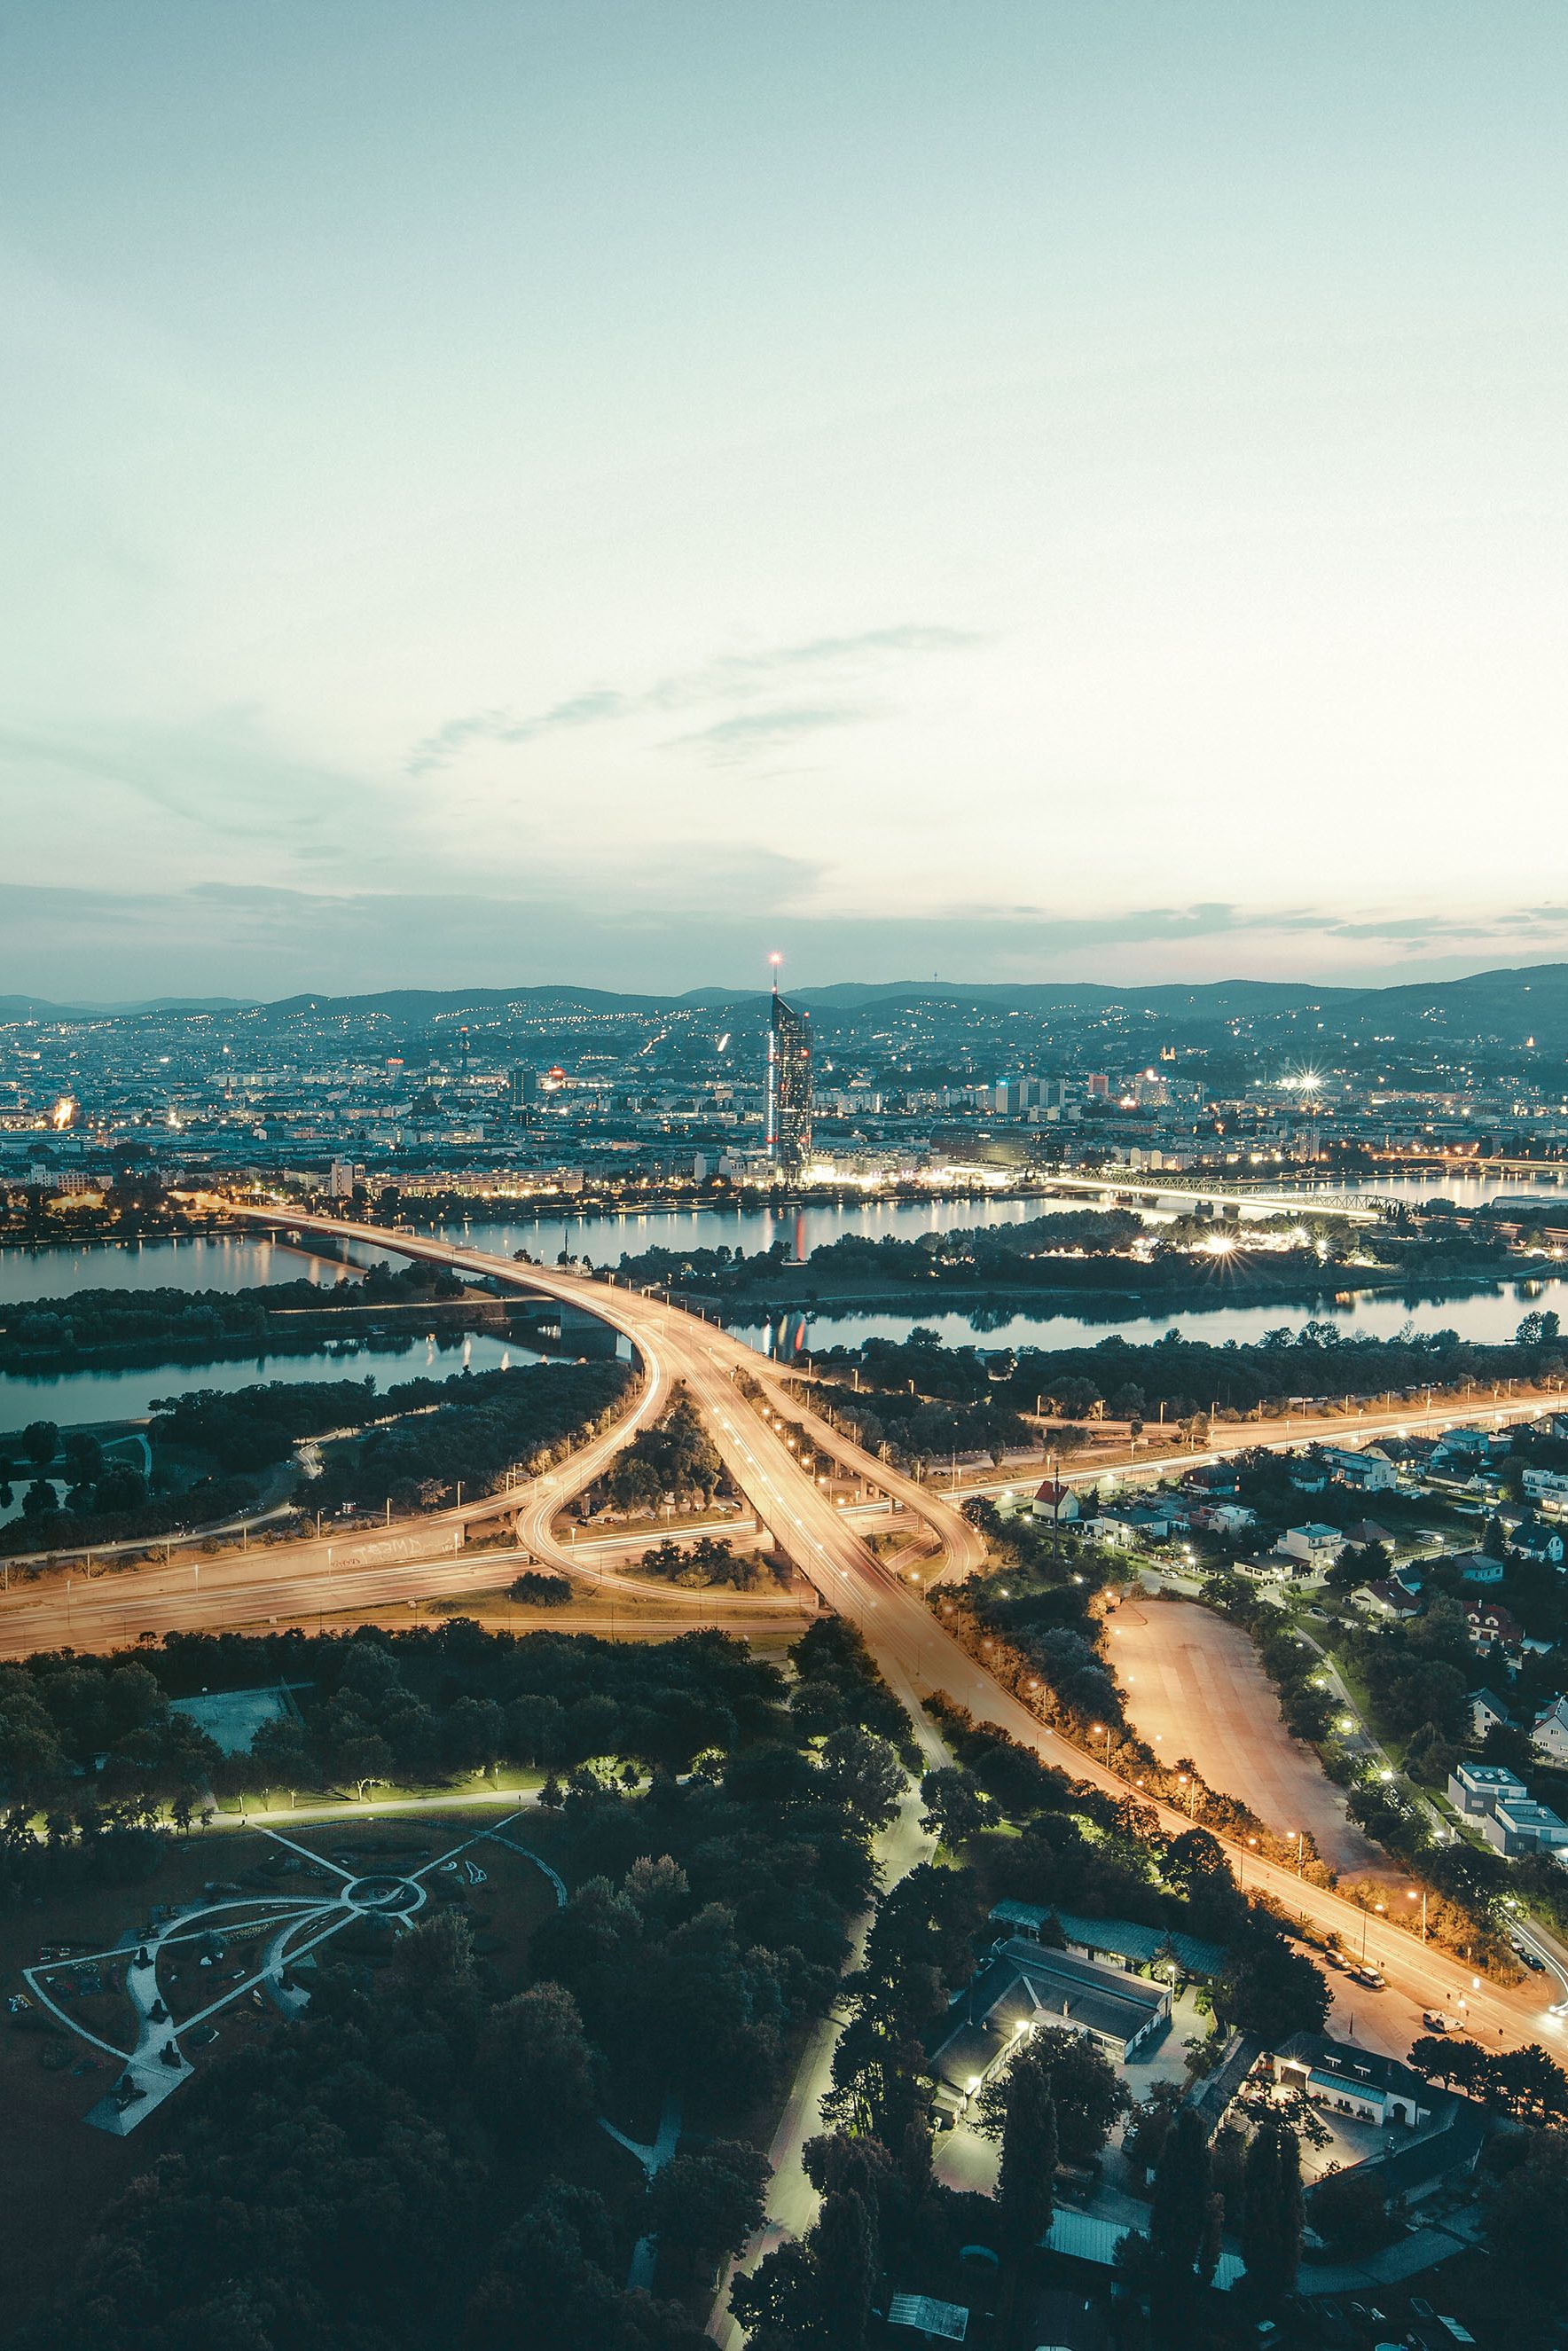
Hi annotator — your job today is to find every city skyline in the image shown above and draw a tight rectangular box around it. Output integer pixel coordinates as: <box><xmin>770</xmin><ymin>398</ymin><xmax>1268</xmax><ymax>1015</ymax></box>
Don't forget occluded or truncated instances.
<box><xmin>4</xmin><ymin>4</ymin><xmax>1567</xmax><ymax>999</ymax></box>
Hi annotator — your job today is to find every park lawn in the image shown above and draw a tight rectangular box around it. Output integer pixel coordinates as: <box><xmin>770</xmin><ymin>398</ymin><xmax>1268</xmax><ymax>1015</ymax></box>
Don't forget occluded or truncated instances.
<box><xmin>0</xmin><ymin>1826</ymin><xmax>294</xmax><ymax>2331</ymax></box>
<box><xmin>0</xmin><ymin>1807</ymin><xmax>566</xmax><ymax>2334</ymax></box>
<box><xmin>205</xmin><ymin>1765</ymin><xmax>546</xmax><ymax>1822</ymax></box>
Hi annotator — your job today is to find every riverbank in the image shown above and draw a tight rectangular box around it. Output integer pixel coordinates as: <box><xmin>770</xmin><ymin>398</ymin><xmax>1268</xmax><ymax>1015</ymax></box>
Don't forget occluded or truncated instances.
<box><xmin>702</xmin><ymin>1258</ymin><xmax>1560</xmax><ymax>1327</ymax></box>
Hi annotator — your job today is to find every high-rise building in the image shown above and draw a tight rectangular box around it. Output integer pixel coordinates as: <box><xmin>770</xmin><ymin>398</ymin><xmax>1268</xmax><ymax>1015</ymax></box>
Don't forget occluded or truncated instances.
<box><xmin>508</xmin><ymin>1065</ymin><xmax>538</xmax><ymax>1119</ymax></box>
<box><xmin>765</xmin><ymin>982</ymin><xmax>813</xmax><ymax>1172</ymax></box>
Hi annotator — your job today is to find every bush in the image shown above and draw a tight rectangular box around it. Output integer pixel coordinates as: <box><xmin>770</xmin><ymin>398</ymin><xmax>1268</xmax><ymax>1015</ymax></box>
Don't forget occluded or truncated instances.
<box><xmin>508</xmin><ymin>1571</ymin><xmax>573</xmax><ymax>1607</ymax></box>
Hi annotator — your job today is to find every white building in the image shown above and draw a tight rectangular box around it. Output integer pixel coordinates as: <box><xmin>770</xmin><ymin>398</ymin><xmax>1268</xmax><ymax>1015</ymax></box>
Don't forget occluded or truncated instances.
<box><xmin>1320</xmin><ymin>1446</ymin><xmax>1398</xmax><ymax>1493</ymax></box>
<box><xmin>1031</xmin><ymin>1478</ymin><xmax>1079</xmax><ymax>1524</ymax></box>
<box><xmin>1523</xmin><ymin>1467</ymin><xmax>1568</xmax><ymax>1516</ymax></box>
<box><xmin>1533</xmin><ymin>1697</ymin><xmax>1568</xmax><ymax>1764</ymax></box>
<box><xmin>1281</xmin><ymin>1524</ymin><xmax>1344</xmax><ymax>1570</ymax></box>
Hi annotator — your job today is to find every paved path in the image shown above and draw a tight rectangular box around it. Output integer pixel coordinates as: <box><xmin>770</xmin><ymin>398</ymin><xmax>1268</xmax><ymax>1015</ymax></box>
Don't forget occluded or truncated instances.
<box><xmin>1105</xmin><ymin>1594</ymin><xmax>1388</xmax><ymax>1876</ymax></box>
<box><xmin>709</xmin><ymin>1652</ymin><xmax>950</xmax><ymax>2347</ymax></box>
<box><xmin>601</xmin><ymin>2091</ymin><xmax>683</xmax><ymax>2291</ymax></box>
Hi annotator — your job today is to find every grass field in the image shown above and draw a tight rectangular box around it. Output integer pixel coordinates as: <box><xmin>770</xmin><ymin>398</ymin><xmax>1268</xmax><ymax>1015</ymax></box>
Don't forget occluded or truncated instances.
<box><xmin>0</xmin><ymin>1806</ymin><xmax>564</xmax><ymax>2333</ymax></box>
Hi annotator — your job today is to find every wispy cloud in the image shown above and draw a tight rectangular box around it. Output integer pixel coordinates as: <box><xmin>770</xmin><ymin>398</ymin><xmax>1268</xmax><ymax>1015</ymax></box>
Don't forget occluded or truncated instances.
<box><xmin>406</xmin><ymin>623</ymin><xmax>984</xmax><ymax>774</ymax></box>
<box><xmin>665</xmin><ymin>704</ymin><xmax>873</xmax><ymax>764</ymax></box>
<box><xmin>1329</xmin><ymin>905</ymin><xmax>1568</xmax><ymax>944</ymax></box>
<box><xmin>0</xmin><ymin>711</ymin><xmax>374</xmax><ymax>866</ymax></box>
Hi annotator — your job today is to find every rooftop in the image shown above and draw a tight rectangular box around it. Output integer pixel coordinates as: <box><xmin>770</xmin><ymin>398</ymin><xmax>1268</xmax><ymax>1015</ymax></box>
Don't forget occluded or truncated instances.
<box><xmin>929</xmin><ymin>1938</ymin><xmax>1168</xmax><ymax>2088</ymax></box>
<box><xmin>888</xmin><ymin>2293</ymin><xmax>968</xmax><ymax>2342</ymax></box>
<box><xmin>1274</xmin><ymin>2030</ymin><xmax>1430</xmax><ymax>2103</ymax></box>
<box><xmin>990</xmin><ymin>1902</ymin><xmax>1228</xmax><ymax>1978</ymax></box>
<box><xmin>1454</xmin><ymin>1760</ymin><xmax>1527</xmax><ymax>1792</ymax></box>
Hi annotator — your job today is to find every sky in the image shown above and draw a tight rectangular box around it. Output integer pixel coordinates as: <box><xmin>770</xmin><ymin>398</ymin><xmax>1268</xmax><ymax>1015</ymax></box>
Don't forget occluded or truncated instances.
<box><xmin>2</xmin><ymin>2</ymin><xmax>1566</xmax><ymax>1003</ymax></box>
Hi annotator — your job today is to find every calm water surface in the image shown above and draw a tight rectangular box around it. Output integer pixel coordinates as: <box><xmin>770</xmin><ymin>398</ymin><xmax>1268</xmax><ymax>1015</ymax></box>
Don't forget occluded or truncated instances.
<box><xmin>4</xmin><ymin>1183</ymin><xmax>1564</xmax><ymax>1403</ymax></box>
<box><xmin>0</xmin><ymin>1328</ymin><xmax>571</xmax><ymax>1436</ymax></box>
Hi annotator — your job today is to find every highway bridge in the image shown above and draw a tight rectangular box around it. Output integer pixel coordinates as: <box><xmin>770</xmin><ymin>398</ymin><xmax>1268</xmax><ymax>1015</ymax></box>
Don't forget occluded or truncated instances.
<box><xmin>1017</xmin><ymin>1166</ymin><xmax>1389</xmax><ymax>1220</ymax></box>
<box><xmin>9</xmin><ymin>1202</ymin><xmax>1568</xmax><ymax>2053</ymax></box>
<box><xmin>216</xmin><ymin>1217</ymin><xmax>1568</xmax><ymax>2044</ymax></box>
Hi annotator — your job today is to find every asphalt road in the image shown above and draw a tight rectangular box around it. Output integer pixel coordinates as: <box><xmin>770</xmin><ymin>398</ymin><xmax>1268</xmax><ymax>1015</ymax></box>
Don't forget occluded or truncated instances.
<box><xmin>21</xmin><ymin>1203</ymin><xmax>1568</xmax><ymax>2058</ymax></box>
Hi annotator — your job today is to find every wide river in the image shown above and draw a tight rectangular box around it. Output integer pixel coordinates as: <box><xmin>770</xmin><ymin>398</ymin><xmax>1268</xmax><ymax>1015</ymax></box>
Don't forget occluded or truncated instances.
<box><xmin>0</xmin><ymin>1172</ymin><xmax>1563</xmax><ymax>1419</ymax></box>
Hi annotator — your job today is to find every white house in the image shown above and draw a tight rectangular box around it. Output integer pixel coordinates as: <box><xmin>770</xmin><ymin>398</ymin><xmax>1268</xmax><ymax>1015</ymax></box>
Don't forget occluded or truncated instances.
<box><xmin>1435</xmin><ymin>1426</ymin><xmax>1494</xmax><ymax>1462</ymax></box>
<box><xmin>1481</xmin><ymin>1795</ymin><xmax>1568</xmax><ymax>1857</ymax></box>
<box><xmin>1446</xmin><ymin>1548</ymin><xmax>1507</xmax><ymax>1587</ymax></box>
<box><xmin>1320</xmin><ymin>1446</ymin><xmax>1398</xmax><ymax>1493</ymax></box>
<box><xmin>1357</xmin><ymin>1579</ymin><xmax>1423</xmax><ymax>1621</ymax></box>
<box><xmin>1196</xmin><ymin>1502</ymin><xmax>1258</xmax><ymax>1537</ymax></box>
<box><xmin>1281</xmin><ymin>1524</ymin><xmax>1344</xmax><ymax>1570</ymax></box>
<box><xmin>1031</xmin><ymin>1478</ymin><xmax>1079</xmax><ymax>1524</ymax></box>
<box><xmin>1272</xmin><ymin>2033</ymin><xmax>1432</xmax><ymax>2129</ymax></box>
<box><xmin>1448</xmin><ymin>1759</ymin><xmax>1527</xmax><ymax>1818</ymax></box>
<box><xmin>1470</xmin><ymin>1689</ymin><xmax>1515</xmax><ymax>1739</ymax></box>
<box><xmin>1533</xmin><ymin>1697</ymin><xmax>1568</xmax><ymax>1764</ymax></box>
<box><xmin>1509</xmin><ymin>1519</ymin><xmax>1566</xmax><ymax>1567</ymax></box>
<box><xmin>1523</xmin><ymin>1467</ymin><xmax>1568</xmax><ymax>1516</ymax></box>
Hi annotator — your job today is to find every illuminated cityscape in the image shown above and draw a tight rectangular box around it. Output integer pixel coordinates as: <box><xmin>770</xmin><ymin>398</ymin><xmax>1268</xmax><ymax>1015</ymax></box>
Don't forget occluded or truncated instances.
<box><xmin>764</xmin><ymin>981</ymin><xmax>813</xmax><ymax>1174</ymax></box>
<box><xmin>2</xmin><ymin>9</ymin><xmax>1564</xmax><ymax>2349</ymax></box>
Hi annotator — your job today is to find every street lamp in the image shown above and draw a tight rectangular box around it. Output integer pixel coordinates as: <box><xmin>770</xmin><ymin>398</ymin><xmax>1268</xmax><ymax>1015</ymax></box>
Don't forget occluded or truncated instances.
<box><xmin>1407</xmin><ymin>1885</ymin><xmax>1428</xmax><ymax>1942</ymax></box>
<box><xmin>1288</xmin><ymin>1830</ymin><xmax>1304</xmax><ymax>1877</ymax></box>
<box><xmin>1091</xmin><ymin>1721</ymin><xmax>1112</xmax><ymax>1770</ymax></box>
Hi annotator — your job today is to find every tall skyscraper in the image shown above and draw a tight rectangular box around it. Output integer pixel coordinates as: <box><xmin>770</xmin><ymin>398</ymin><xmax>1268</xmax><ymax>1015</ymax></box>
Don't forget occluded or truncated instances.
<box><xmin>765</xmin><ymin>970</ymin><xmax>812</xmax><ymax>1173</ymax></box>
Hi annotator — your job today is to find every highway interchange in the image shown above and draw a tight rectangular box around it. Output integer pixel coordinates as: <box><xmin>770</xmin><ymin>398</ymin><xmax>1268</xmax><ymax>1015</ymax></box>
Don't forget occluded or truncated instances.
<box><xmin>8</xmin><ymin>1202</ymin><xmax>1568</xmax><ymax>2061</ymax></box>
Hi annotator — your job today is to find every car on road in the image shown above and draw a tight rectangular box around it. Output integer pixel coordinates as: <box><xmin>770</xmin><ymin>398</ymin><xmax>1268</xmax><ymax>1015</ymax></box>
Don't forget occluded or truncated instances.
<box><xmin>1422</xmin><ymin>2010</ymin><xmax>1457</xmax><ymax>2032</ymax></box>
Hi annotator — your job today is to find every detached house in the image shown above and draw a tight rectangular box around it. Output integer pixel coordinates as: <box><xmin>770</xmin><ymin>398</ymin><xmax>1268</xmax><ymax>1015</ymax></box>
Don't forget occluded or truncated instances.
<box><xmin>1031</xmin><ymin>1478</ymin><xmax>1079</xmax><ymax>1524</ymax></box>
<box><xmin>1321</xmin><ymin>1446</ymin><xmax>1398</xmax><ymax>1493</ymax></box>
<box><xmin>1358</xmin><ymin>1579</ymin><xmax>1423</xmax><ymax>1622</ymax></box>
<box><xmin>1470</xmin><ymin>1688</ymin><xmax>1516</xmax><ymax>1739</ymax></box>
<box><xmin>1281</xmin><ymin>1524</ymin><xmax>1344</xmax><ymax>1571</ymax></box>
<box><xmin>1464</xmin><ymin>1600</ymin><xmax>1525</xmax><ymax>1661</ymax></box>
<box><xmin>1509</xmin><ymin>1519</ymin><xmax>1566</xmax><ymax>1567</ymax></box>
<box><xmin>1271</xmin><ymin>2033</ymin><xmax>1433</xmax><ymax>2128</ymax></box>
<box><xmin>1533</xmin><ymin>1697</ymin><xmax>1568</xmax><ymax>1765</ymax></box>
<box><xmin>1523</xmin><ymin>1466</ymin><xmax>1568</xmax><ymax>1515</ymax></box>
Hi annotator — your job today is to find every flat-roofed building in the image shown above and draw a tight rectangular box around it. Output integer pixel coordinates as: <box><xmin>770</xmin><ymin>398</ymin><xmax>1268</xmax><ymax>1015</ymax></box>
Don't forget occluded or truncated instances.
<box><xmin>1447</xmin><ymin>1759</ymin><xmax>1528</xmax><ymax>1817</ymax></box>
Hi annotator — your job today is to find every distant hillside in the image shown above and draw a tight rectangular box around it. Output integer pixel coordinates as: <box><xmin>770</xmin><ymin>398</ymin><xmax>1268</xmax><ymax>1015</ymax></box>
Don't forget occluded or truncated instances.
<box><xmin>261</xmin><ymin>985</ymin><xmax>671</xmax><ymax>1023</ymax></box>
<box><xmin>2</xmin><ymin>963</ymin><xmax>1566</xmax><ymax>1050</ymax></box>
<box><xmin>0</xmin><ymin>995</ymin><xmax>248</xmax><ymax>1020</ymax></box>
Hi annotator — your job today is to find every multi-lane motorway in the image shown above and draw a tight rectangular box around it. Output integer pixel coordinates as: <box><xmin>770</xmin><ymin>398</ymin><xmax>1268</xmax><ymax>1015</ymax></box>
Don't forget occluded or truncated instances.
<box><xmin>11</xmin><ymin>1203</ymin><xmax>1568</xmax><ymax>2051</ymax></box>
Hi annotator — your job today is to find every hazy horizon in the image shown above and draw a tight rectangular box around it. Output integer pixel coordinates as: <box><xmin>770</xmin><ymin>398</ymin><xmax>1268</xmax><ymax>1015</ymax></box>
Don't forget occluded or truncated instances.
<box><xmin>4</xmin><ymin>944</ymin><xmax>1565</xmax><ymax>1016</ymax></box>
<box><xmin>4</xmin><ymin>4</ymin><xmax>1566</xmax><ymax>999</ymax></box>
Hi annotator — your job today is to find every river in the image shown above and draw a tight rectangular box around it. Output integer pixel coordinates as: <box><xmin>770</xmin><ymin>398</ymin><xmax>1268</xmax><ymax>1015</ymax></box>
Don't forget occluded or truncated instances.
<box><xmin>3</xmin><ymin>1187</ymin><xmax>1564</xmax><ymax>1410</ymax></box>
<box><xmin>730</xmin><ymin>1274</ymin><xmax>1568</xmax><ymax>1360</ymax></box>
<box><xmin>0</xmin><ymin>1327</ymin><xmax>580</xmax><ymax>1439</ymax></box>
<box><xmin>0</xmin><ymin>1192</ymin><xmax>1095</xmax><ymax>1308</ymax></box>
